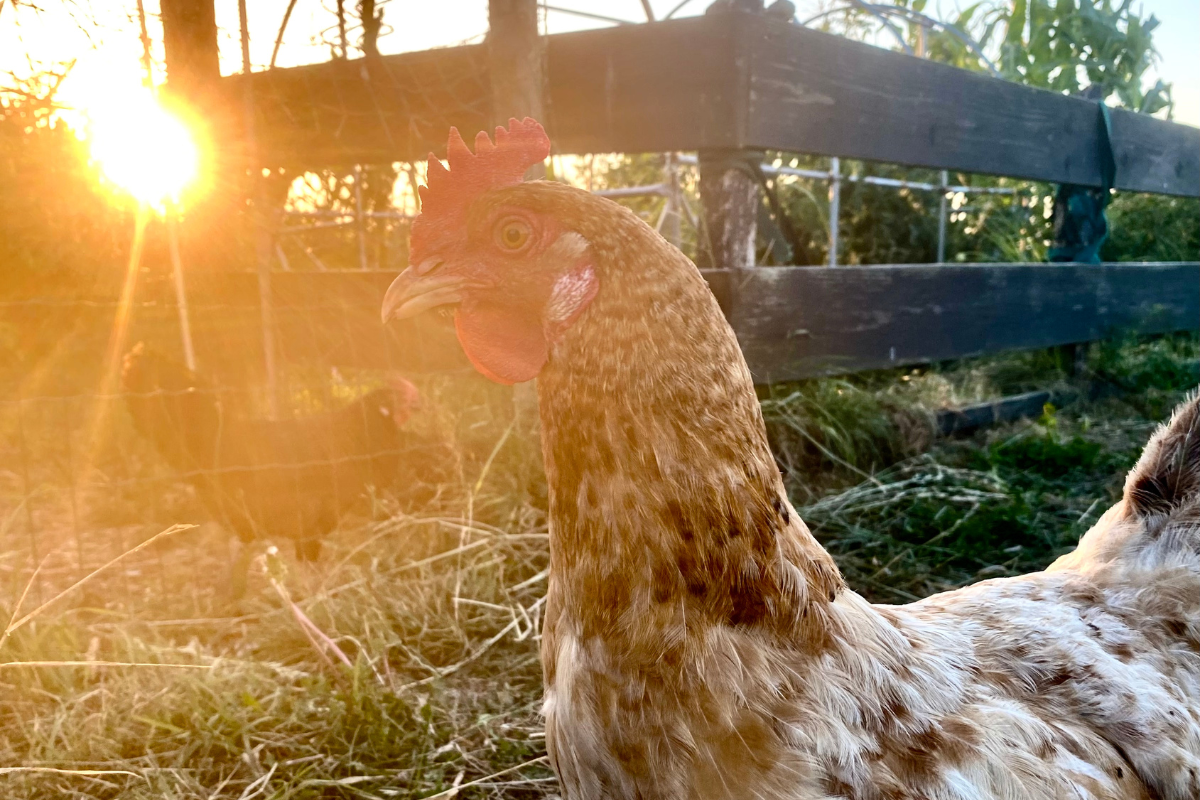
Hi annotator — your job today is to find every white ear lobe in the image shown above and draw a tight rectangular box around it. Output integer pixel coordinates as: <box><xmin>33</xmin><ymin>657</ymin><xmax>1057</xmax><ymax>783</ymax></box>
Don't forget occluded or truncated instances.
<box><xmin>544</xmin><ymin>233</ymin><xmax>598</xmax><ymax>336</ymax></box>
<box><xmin>546</xmin><ymin>264</ymin><xmax>597</xmax><ymax>327</ymax></box>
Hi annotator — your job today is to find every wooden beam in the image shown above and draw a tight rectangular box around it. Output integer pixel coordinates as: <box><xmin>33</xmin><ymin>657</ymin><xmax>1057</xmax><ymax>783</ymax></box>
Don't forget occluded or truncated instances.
<box><xmin>699</xmin><ymin>152</ymin><xmax>760</xmax><ymax>270</ymax></box>
<box><xmin>159</xmin><ymin>0</ymin><xmax>220</xmax><ymax>101</ymax></box>
<box><xmin>230</xmin><ymin>46</ymin><xmax>491</xmax><ymax>167</ymax></box>
<box><xmin>131</xmin><ymin>272</ymin><xmax>470</xmax><ymax>379</ymax></box>
<box><xmin>731</xmin><ymin>262</ymin><xmax>1200</xmax><ymax>383</ymax></box>
<box><xmin>545</xmin><ymin>16</ymin><xmax>740</xmax><ymax>154</ymax></box>
<box><xmin>229</xmin><ymin>12</ymin><xmax>1200</xmax><ymax>197</ymax></box>
<box><xmin>936</xmin><ymin>391</ymin><xmax>1053</xmax><ymax>436</ymax></box>
<box><xmin>488</xmin><ymin>0</ymin><xmax>544</xmax><ymax>125</ymax></box>
<box><xmin>738</xmin><ymin>14</ymin><xmax>1200</xmax><ymax>197</ymax></box>
<box><xmin>127</xmin><ymin>263</ymin><xmax>1195</xmax><ymax>384</ymax></box>
<box><xmin>228</xmin><ymin>16</ymin><xmax>739</xmax><ymax>166</ymax></box>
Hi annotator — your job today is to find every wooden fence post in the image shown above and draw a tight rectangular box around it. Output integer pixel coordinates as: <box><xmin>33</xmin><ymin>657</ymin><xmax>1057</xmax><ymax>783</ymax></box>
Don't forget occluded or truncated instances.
<box><xmin>488</xmin><ymin>0</ymin><xmax>544</xmax><ymax>442</ymax></box>
<box><xmin>488</xmin><ymin>0</ymin><xmax>545</xmax><ymax>130</ymax></box>
<box><xmin>699</xmin><ymin>151</ymin><xmax>760</xmax><ymax>271</ymax></box>
<box><xmin>159</xmin><ymin>0</ymin><xmax>220</xmax><ymax>101</ymax></box>
<box><xmin>158</xmin><ymin>0</ymin><xmax>224</xmax><ymax>372</ymax></box>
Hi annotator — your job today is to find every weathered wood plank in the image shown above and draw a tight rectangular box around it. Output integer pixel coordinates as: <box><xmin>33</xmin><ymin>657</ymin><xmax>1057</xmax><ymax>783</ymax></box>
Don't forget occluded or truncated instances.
<box><xmin>739</xmin><ymin>15</ymin><xmax>1199</xmax><ymax>197</ymax></box>
<box><xmin>231</xmin><ymin>15</ymin><xmax>742</xmax><ymax>164</ymax></box>
<box><xmin>232</xmin><ymin>12</ymin><xmax>1200</xmax><ymax>196</ymax></box>
<box><xmin>229</xmin><ymin>46</ymin><xmax>492</xmax><ymax>167</ymax></box>
<box><xmin>544</xmin><ymin>16</ymin><xmax>741</xmax><ymax>154</ymax></box>
<box><xmin>138</xmin><ymin>272</ymin><xmax>470</xmax><ymax>377</ymax></box>
<box><xmin>936</xmin><ymin>391</ymin><xmax>1053</xmax><ymax>436</ymax></box>
<box><xmin>732</xmin><ymin>262</ymin><xmax>1200</xmax><ymax>383</ymax></box>
<box><xmin>150</xmin><ymin>263</ymin><xmax>1196</xmax><ymax>383</ymax></box>
<box><xmin>1107</xmin><ymin>110</ymin><xmax>1200</xmax><ymax>196</ymax></box>
<box><xmin>132</xmin><ymin>268</ymin><xmax>731</xmax><ymax>378</ymax></box>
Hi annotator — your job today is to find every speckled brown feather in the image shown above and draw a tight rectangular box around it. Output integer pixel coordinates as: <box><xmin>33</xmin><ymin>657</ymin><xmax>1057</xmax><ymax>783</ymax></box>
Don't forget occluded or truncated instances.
<box><xmin>447</xmin><ymin>181</ymin><xmax>1200</xmax><ymax>799</ymax></box>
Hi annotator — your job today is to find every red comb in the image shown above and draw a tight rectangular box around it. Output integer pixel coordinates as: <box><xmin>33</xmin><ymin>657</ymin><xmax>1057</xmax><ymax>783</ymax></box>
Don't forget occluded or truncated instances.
<box><xmin>410</xmin><ymin>118</ymin><xmax>550</xmax><ymax>258</ymax></box>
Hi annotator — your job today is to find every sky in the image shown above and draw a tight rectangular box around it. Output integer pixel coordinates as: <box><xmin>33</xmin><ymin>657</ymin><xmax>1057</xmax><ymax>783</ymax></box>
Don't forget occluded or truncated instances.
<box><xmin>1137</xmin><ymin>0</ymin><xmax>1199</xmax><ymax>125</ymax></box>
<box><xmin>1</xmin><ymin>0</ymin><xmax>1196</xmax><ymax>126</ymax></box>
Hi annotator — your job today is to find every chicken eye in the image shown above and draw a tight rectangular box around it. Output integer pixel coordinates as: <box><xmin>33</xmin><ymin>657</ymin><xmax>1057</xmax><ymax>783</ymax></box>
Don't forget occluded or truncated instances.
<box><xmin>496</xmin><ymin>218</ymin><xmax>532</xmax><ymax>251</ymax></box>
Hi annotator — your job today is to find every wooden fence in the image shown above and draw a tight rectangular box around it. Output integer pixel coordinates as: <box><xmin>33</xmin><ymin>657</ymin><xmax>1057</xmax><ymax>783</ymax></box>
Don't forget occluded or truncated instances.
<box><xmin>159</xmin><ymin>6</ymin><xmax>1200</xmax><ymax>384</ymax></box>
<box><xmin>99</xmin><ymin>261</ymin><xmax>1195</xmax><ymax>384</ymax></box>
<box><xmin>231</xmin><ymin>11</ymin><xmax>1198</xmax><ymax>197</ymax></box>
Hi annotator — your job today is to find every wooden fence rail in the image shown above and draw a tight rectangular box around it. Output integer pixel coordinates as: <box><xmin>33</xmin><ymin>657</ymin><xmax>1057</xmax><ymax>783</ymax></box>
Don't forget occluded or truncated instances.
<box><xmin>727</xmin><ymin>262</ymin><xmax>1199</xmax><ymax>382</ymax></box>
<box><xmin>108</xmin><ymin>262</ymin><xmax>1197</xmax><ymax>384</ymax></box>
<box><xmin>151</xmin><ymin>6</ymin><xmax>1200</xmax><ymax>389</ymax></box>
<box><xmin>231</xmin><ymin>11</ymin><xmax>1200</xmax><ymax>197</ymax></box>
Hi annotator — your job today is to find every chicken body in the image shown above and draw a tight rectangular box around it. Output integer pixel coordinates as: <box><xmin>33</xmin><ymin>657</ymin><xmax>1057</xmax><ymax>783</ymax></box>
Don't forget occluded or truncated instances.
<box><xmin>121</xmin><ymin>344</ymin><xmax>433</xmax><ymax>560</ymax></box>
<box><xmin>532</xmin><ymin>196</ymin><xmax>1200</xmax><ymax>799</ymax></box>
<box><xmin>543</xmin><ymin>536</ymin><xmax>1200</xmax><ymax>799</ymax></box>
<box><xmin>381</xmin><ymin>124</ymin><xmax>1200</xmax><ymax>799</ymax></box>
<box><xmin>529</xmin><ymin>188</ymin><xmax>1200</xmax><ymax>800</ymax></box>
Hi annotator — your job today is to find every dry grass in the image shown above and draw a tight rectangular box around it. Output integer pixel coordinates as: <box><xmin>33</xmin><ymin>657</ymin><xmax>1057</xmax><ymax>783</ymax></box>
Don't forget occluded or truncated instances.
<box><xmin>0</xmin><ymin>362</ymin><xmax>556</xmax><ymax>799</ymax></box>
<box><xmin>0</xmin><ymin>502</ymin><xmax>557</xmax><ymax>799</ymax></box>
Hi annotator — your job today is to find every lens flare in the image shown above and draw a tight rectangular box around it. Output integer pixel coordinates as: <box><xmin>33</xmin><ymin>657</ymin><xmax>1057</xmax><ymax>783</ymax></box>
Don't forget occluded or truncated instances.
<box><xmin>87</xmin><ymin>93</ymin><xmax>199</xmax><ymax>205</ymax></box>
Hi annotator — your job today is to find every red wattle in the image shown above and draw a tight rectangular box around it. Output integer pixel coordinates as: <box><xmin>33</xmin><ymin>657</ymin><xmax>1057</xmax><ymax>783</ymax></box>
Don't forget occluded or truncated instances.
<box><xmin>454</xmin><ymin>302</ymin><xmax>548</xmax><ymax>385</ymax></box>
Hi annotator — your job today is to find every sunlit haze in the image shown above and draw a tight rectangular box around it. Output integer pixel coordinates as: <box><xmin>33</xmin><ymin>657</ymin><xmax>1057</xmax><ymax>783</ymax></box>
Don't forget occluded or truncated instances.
<box><xmin>5</xmin><ymin>1</ymin><xmax>1193</xmax><ymax>128</ymax></box>
<box><xmin>86</xmin><ymin>86</ymin><xmax>199</xmax><ymax>205</ymax></box>
<box><xmin>0</xmin><ymin>0</ymin><xmax>1195</xmax><ymax>212</ymax></box>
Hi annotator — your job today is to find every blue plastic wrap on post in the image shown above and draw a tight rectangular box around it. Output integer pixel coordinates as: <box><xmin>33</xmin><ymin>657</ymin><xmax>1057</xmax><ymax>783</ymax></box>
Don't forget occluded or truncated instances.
<box><xmin>1048</xmin><ymin>101</ymin><xmax>1116</xmax><ymax>264</ymax></box>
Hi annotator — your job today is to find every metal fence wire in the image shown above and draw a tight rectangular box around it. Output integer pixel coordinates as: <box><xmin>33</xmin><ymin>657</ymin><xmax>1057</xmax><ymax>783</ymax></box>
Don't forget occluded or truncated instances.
<box><xmin>0</xmin><ymin>139</ymin><xmax>1037</xmax><ymax>619</ymax></box>
<box><xmin>0</xmin><ymin>0</ymin><xmax>1049</xmax><ymax>617</ymax></box>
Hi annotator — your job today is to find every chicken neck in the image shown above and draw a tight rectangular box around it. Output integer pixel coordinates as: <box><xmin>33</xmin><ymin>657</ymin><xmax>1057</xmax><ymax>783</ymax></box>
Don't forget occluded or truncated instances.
<box><xmin>531</xmin><ymin>187</ymin><xmax>843</xmax><ymax>651</ymax></box>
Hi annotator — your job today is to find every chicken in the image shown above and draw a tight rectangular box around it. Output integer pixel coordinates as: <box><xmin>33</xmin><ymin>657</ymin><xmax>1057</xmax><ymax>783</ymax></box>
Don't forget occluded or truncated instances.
<box><xmin>121</xmin><ymin>342</ymin><xmax>432</xmax><ymax>561</ymax></box>
<box><xmin>381</xmin><ymin>119</ymin><xmax>1200</xmax><ymax>800</ymax></box>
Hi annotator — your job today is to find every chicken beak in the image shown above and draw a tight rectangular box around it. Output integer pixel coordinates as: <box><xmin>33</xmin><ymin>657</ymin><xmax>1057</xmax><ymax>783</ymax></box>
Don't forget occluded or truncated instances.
<box><xmin>381</xmin><ymin>269</ymin><xmax>467</xmax><ymax>324</ymax></box>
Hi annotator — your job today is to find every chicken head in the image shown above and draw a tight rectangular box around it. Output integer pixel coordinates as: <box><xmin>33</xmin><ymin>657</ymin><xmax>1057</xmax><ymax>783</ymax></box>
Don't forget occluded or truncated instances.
<box><xmin>381</xmin><ymin>118</ymin><xmax>598</xmax><ymax>384</ymax></box>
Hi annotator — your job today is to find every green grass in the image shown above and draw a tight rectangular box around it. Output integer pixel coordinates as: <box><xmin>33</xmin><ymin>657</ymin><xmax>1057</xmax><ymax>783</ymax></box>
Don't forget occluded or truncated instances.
<box><xmin>0</xmin><ymin>333</ymin><xmax>1196</xmax><ymax>797</ymax></box>
<box><xmin>782</xmin><ymin>333</ymin><xmax>1197</xmax><ymax>601</ymax></box>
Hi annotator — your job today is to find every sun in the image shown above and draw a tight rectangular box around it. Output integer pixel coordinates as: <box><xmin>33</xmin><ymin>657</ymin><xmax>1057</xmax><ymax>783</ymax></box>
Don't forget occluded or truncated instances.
<box><xmin>85</xmin><ymin>90</ymin><xmax>200</xmax><ymax>206</ymax></box>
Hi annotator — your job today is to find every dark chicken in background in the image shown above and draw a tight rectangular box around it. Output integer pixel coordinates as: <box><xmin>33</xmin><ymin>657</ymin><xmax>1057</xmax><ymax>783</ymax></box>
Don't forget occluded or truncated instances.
<box><xmin>121</xmin><ymin>343</ymin><xmax>450</xmax><ymax>562</ymax></box>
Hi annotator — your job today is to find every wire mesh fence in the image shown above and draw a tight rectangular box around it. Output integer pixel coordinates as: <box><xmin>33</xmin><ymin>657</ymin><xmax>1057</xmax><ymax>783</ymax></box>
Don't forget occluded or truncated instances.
<box><xmin>0</xmin><ymin>0</ymin><xmax>1126</xmax><ymax>631</ymax></box>
<box><xmin>0</xmin><ymin>158</ymin><xmax>1042</xmax><ymax>633</ymax></box>
<box><xmin>0</xmin><ymin>0</ymin><xmax>1064</xmax><ymax>618</ymax></box>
